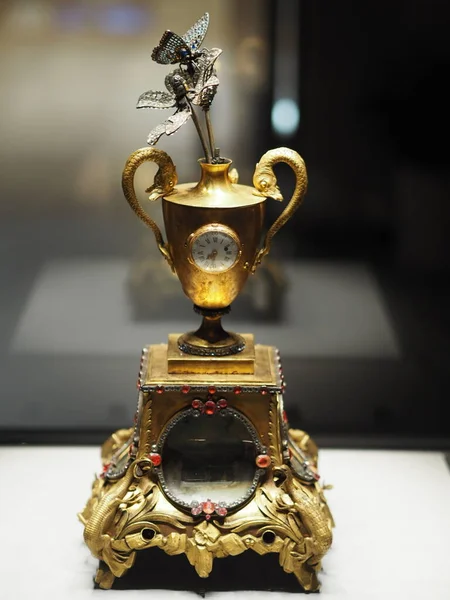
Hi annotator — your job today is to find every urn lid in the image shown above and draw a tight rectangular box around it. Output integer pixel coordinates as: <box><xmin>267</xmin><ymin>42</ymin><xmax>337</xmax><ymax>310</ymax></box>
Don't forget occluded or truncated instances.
<box><xmin>165</xmin><ymin>159</ymin><xmax>265</xmax><ymax>209</ymax></box>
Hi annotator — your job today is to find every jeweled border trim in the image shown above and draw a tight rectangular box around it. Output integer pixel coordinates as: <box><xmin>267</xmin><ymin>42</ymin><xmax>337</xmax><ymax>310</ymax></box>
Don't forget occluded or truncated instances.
<box><xmin>136</xmin><ymin>346</ymin><xmax>286</xmax><ymax>394</ymax></box>
<box><xmin>154</xmin><ymin>406</ymin><xmax>266</xmax><ymax>511</ymax></box>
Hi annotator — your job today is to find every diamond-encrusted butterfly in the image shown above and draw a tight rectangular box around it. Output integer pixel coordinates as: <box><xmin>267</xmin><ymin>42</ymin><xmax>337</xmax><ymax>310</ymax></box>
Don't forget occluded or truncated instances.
<box><xmin>137</xmin><ymin>48</ymin><xmax>221</xmax><ymax>111</ymax></box>
<box><xmin>151</xmin><ymin>12</ymin><xmax>209</xmax><ymax>74</ymax></box>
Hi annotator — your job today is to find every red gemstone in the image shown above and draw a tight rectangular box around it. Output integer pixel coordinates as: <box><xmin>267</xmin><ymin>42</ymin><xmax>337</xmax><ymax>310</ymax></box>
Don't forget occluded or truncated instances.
<box><xmin>192</xmin><ymin>399</ymin><xmax>203</xmax><ymax>410</ymax></box>
<box><xmin>256</xmin><ymin>454</ymin><xmax>271</xmax><ymax>468</ymax></box>
<box><xmin>201</xmin><ymin>500</ymin><xmax>216</xmax><ymax>514</ymax></box>
<box><xmin>313</xmin><ymin>472</ymin><xmax>321</xmax><ymax>481</ymax></box>
<box><xmin>136</xmin><ymin>380</ymin><xmax>141</xmax><ymax>390</ymax></box>
<box><xmin>260</xmin><ymin>387</ymin><xmax>268</xmax><ymax>395</ymax></box>
<box><xmin>156</xmin><ymin>386</ymin><xmax>164</xmax><ymax>394</ymax></box>
<box><xmin>191</xmin><ymin>504</ymin><xmax>203</xmax><ymax>516</ymax></box>
<box><xmin>149</xmin><ymin>452</ymin><xmax>162</xmax><ymax>466</ymax></box>
<box><xmin>182</xmin><ymin>385</ymin><xmax>190</xmax><ymax>394</ymax></box>
<box><xmin>282</xmin><ymin>410</ymin><xmax>288</xmax><ymax>423</ymax></box>
<box><xmin>216</xmin><ymin>505</ymin><xmax>228</xmax><ymax>517</ymax></box>
<box><xmin>204</xmin><ymin>400</ymin><xmax>216</xmax><ymax>415</ymax></box>
<box><xmin>102</xmin><ymin>462</ymin><xmax>110</xmax><ymax>473</ymax></box>
<box><xmin>208</xmin><ymin>386</ymin><xmax>216</xmax><ymax>395</ymax></box>
<box><xmin>233</xmin><ymin>386</ymin><xmax>242</xmax><ymax>395</ymax></box>
<box><xmin>205</xmin><ymin>514</ymin><xmax>211</xmax><ymax>520</ymax></box>
<box><xmin>217</xmin><ymin>398</ymin><xmax>227</xmax><ymax>409</ymax></box>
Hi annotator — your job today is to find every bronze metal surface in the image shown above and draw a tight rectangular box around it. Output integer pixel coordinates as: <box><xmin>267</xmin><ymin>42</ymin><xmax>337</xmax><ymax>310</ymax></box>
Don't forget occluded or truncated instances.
<box><xmin>84</xmin><ymin>11</ymin><xmax>333</xmax><ymax>594</ymax></box>
<box><xmin>156</xmin><ymin>338</ymin><xmax>268</xmax><ymax>379</ymax></box>
<box><xmin>251</xmin><ymin>147</ymin><xmax>308</xmax><ymax>273</ymax></box>
<box><xmin>177</xmin><ymin>329</ymin><xmax>246</xmax><ymax>357</ymax></box>
<box><xmin>123</xmin><ymin>150</ymin><xmax>307</xmax><ymax>309</ymax></box>
<box><xmin>80</xmin><ymin>381</ymin><xmax>333</xmax><ymax>591</ymax></box>
<box><xmin>172</xmin><ymin>332</ymin><xmax>251</xmax><ymax>373</ymax></box>
<box><xmin>165</xmin><ymin>159</ymin><xmax>262</xmax><ymax>208</ymax></box>
<box><xmin>162</xmin><ymin>160</ymin><xmax>264</xmax><ymax>310</ymax></box>
<box><xmin>177</xmin><ymin>308</ymin><xmax>246</xmax><ymax>356</ymax></box>
<box><xmin>122</xmin><ymin>147</ymin><xmax>178</xmax><ymax>271</ymax></box>
<box><xmin>122</xmin><ymin>148</ymin><xmax>307</xmax><ymax>353</ymax></box>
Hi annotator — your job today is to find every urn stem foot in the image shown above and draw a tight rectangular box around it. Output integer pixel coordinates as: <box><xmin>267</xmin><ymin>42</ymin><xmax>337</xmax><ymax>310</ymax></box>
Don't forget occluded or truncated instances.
<box><xmin>177</xmin><ymin>306</ymin><xmax>245</xmax><ymax>356</ymax></box>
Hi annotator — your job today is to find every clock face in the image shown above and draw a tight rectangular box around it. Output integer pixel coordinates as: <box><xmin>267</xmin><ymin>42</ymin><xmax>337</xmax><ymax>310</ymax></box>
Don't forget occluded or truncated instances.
<box><xmin>190</xmin><ymin>225</ymin><xmax>241</xmax><ymax>273</ymax></box>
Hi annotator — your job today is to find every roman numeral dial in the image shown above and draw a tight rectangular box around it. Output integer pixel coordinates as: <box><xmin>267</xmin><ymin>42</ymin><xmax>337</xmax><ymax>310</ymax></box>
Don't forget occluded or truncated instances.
<box><xmin>189</xmin><ymin>225</ymin><xmax>241</xmax><ymax>273</ymax></box>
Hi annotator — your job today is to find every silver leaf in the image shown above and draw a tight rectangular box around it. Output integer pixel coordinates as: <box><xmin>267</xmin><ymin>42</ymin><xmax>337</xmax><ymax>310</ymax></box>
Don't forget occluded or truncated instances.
<box><xmin>191</xmin><ymin>75</ymin><xmax>219</xmax><ymax>107</ymax></box>
<box><xmin>165</xmin><ymin>109</ymin><xmax>192</xmax><ymax>136</ymax></box>
<box><xmin>147</xmin><ymin>123</ymin><xmax>167</xmax><ymax>145</ymax></box>
<box><xmin>137</xmin><ymin>90</ymin><xmax>176</xmax><ymax>110</ymax></box>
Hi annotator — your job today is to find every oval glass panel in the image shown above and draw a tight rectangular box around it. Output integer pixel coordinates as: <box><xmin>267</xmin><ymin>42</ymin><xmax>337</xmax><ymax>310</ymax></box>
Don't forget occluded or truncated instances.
<box><xmin>159</xmin><ymin>407</ymin><xmax>262</xmax><ymax>509</ymax></box>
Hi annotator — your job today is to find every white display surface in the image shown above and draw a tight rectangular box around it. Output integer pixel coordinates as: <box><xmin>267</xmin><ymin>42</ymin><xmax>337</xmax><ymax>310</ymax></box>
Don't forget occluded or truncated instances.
<box><xmin>1</xmin><ymin>447</ymin><xmax>449</xmax><ymax>599</ymax></box>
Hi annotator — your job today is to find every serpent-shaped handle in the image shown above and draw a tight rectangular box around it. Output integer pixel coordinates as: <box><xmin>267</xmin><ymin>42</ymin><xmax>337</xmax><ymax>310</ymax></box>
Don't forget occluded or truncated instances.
<box><xmin>122</xmin><ymin>147</ymin><xmax>178</xmax><ymax>271</ymax></box>
<box><xmin>251</xmin><ymin>147</ymin><xmax>308</xmax><ymax>273</ymax></box>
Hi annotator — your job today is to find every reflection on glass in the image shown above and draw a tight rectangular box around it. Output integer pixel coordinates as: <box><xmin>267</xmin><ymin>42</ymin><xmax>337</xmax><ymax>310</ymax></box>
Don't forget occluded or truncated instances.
<box><xmin>162</xmin><ymin>411</ymin><xmax>257</xmax><ymax>505</ymax></box>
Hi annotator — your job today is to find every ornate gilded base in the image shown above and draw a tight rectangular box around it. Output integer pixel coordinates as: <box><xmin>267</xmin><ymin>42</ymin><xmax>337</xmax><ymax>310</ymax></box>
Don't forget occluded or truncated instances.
<box><xmin>79</xmin><ymin>344</ymin><xmax>333</xmax><ymax>591</ymax></box>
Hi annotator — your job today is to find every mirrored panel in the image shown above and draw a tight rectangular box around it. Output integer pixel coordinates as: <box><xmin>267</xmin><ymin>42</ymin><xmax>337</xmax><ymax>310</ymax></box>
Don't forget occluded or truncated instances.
<box><xmin>158</xmin><ymin>406</ymin><xmax>265</xmax><ymax>513</ymax></box>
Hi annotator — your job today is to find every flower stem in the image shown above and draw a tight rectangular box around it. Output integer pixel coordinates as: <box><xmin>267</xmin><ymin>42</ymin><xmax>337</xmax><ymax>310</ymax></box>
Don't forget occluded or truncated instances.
<box><xmin>204</xmin><ymin>109</ymin><xmax>216</xmax><ymax>158</ymax></box>
<box><xmin>187</xmin><ymin>98</ymin><xmax>211</xmax><ymax>162</ymax></box>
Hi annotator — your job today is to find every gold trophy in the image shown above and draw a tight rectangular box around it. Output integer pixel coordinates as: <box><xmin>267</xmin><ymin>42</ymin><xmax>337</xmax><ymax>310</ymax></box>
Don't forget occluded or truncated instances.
<box><xmin>80</xmin><ymin>13</ymin><xmax>333</xmax><ymax>591</ymax></box>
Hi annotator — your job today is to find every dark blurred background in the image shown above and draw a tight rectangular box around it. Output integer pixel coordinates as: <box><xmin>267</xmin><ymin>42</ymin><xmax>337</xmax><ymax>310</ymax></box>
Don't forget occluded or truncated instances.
<box><xmin>1</xmin><ymin>0</ymin><xmax>449</xmax><ymax>447</ymax></box>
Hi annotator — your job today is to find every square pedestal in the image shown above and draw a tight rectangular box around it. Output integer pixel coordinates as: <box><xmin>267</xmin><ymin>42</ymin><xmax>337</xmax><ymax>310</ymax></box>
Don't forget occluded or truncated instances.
<box><xmin>140</xmin><ymin>341</ymin><xmax>281</xmax><ymax>393</ymax></box>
